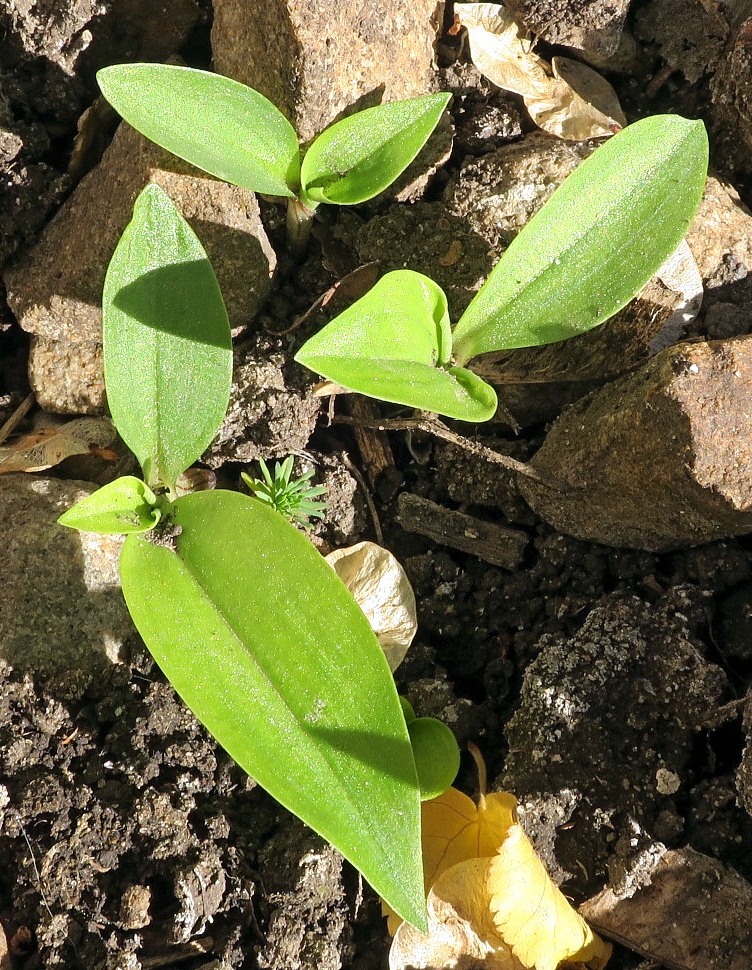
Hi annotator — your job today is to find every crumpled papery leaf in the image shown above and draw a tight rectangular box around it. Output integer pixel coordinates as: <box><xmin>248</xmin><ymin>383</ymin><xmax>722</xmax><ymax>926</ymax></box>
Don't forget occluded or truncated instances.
<box><xmin>0</xmin><ymin>417</ymin><xmax>116</xmax><ymax>473</ymax></box>
<box><xmin>389</xmin><ymin>786</ymin><xmax>612</xmax><ymax>970</ymax></box>
<box><xmin>457</xmin><ymin>3</ymin><xmax>626</xmax><ymax>139</ymax></box>
<box><xmin>325</xmin><ymin>540</ymin><xmax>417</xmax><ymax>671</ymax></box>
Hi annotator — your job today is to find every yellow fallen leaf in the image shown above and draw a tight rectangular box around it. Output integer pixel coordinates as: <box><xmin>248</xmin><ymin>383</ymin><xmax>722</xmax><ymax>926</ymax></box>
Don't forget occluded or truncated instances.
<box><xmin>422</xmin><ymin>785</ymin><xmax>518</xmax><ymax>893</ymax></box>
<box><xmin>390</xmin><ymin>857</ymin><xmax>522</xmax><ymax>970</ymax></box>
<box><xmin>385</xmin><ymin>785</ymin><xmax>517</xmax><ymax>935</ymax></box>
<box><xmin>387</xmin><ymin>746</ymin><xmax>611</xmax><ymax>969</ymax></box>
<box><xmin>488</xmin><ymin>824</ymin><xmax>612</xmax><ymax>970</ymax></box>
<box><xmin>456</xmin><ymin>3</ymin><xmax>625</xmax><ymax>139</ymax></box>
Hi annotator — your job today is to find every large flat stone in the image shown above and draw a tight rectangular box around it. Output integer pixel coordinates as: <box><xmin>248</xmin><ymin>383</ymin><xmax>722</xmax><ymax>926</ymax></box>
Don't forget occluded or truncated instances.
<box><xmin>0</xmin><ymin>474</ymin><xmax>133</xmax><ymax>699</ymax></box>
<box><xmin>211</xmin><ymin>0</ymin><xmax>442</xmax><ymax>144</ymax></box>
<box><xmin>4</xmin><ymin>123</ymin><xmax>276</xmax><ymax>413</ymax></box>
<box><xmin>519</xmin><ymin>336</ymin><xmax>752</xmax><ymax>550</ymax></box>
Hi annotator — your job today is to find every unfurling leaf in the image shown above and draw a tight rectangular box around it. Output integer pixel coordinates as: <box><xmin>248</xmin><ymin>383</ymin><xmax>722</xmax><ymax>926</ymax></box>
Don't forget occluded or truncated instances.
<box><xmin>389</xmin><ymin>785</ymin><xmax>612</xmax><ymax>969</ymax></box>
<box><xmin>300</xmin><ymin>93</ymin><xmax>451</xmax><ymax>206</ymax></box>
<box><xmin>58</xmin><ymin>476</ymin><xmax>161</xmax><ymax>535</ymax></box>
<box><xmin>457</xmin><ymin>3</ymin><xmax>626</xmax><ymax>140</ymax></box>
<box><xmin>325</xmin><ymin>541</ymin><xmax>418</xmax><ymax>671</ymax></box>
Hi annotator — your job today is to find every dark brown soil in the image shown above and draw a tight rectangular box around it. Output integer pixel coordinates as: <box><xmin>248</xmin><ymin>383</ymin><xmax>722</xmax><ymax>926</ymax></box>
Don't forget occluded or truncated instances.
<box><xmin>2</xmin><ymin>2</ymin><xmax>752</xmax><ymax>969</ymax></box>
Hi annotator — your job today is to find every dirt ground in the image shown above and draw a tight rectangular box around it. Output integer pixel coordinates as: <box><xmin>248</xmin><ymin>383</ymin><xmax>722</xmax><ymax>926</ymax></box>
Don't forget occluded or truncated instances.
<box><xmin>2</xmin><ymin>1</ymin><xmax>752</xmax><ymax>969</ymax></box>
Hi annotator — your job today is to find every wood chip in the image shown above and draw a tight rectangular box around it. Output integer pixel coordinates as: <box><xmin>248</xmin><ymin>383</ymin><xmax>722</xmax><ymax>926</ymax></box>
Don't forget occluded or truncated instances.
<box><xmin>397</xmin><ymin>493</ymin><xmax>527</xmax><ymax>569</ymax></box>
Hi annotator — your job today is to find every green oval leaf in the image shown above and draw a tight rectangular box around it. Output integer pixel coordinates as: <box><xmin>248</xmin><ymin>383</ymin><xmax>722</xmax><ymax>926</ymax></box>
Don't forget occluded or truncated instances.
<box><xmin>119</xmin><ymin>490</ymin><xmax>426</xmax><ymax>931</ymax></box>
<box><xmin>97</xmin><ymin>64</ymin><xmax>300</xmax><ymax>197</ymax></box>
<box><xmin>452</xmin><ymin>115</ymin><xmax>709</xmax><ymax>363</ymax></box>
<box><xmin>104</xmin><ymin>184</ymin><xmax>232</xmax><ymax>489</ymax></box>
<box><xmin>295</xmin><ymin>270</ymin><xmax>497</xmax><ymax>421</ymax></box>
<box><xmin>300</xmin><ymin>93</ymin><xmax>451</xmax><ymax>206</ymax></box>
<box><xmin>57</xmin><ymin>476</ymin><xmax>161</xmax><ymax>534</ymax></box>
<box><xmin>408</xmin><ymin>717</ymin><xmax>460</xmax><ymax>801</ymax></box>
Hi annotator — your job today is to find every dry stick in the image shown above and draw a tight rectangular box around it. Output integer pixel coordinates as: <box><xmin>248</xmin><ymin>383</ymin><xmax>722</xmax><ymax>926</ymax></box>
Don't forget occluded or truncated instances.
<box><xmin>333</xmin><ymin>413</ymin><xmax>560</xmax><ymax>488</ymax></box>
<box><xmin>0</xmin><ymin>392</ymin><xmax>35</xmax><ymax>446</ymax></box>
<box><xmin>342</xmin><ymin>454</ymin><xmax>384</xmax><ymax>546</ymax></box>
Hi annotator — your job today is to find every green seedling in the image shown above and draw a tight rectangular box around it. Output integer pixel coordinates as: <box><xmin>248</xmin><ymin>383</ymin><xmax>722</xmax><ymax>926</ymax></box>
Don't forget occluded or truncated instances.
<box><xmin>58</xmin><ymin>183</ymin><xmax>433</xmax><ymax>931</ymax></box>
<box><xmin>400</xmin><ymin>699</ymin><xmax>461</xmax><ymax>800</ymax></box>
<box><xmin>295</xmin><ymin>114</ymin><xmax>709</xmax><ymax>421</ymax></box>
<box><xmin>241</xmin><ymin>456</ymin><xmax>327</xmax><ymax>529</ymax></box>
<box><xmin>96</xmin><ymin>63</ymin><xmax>450</xmax><ymax>249</ymax></box>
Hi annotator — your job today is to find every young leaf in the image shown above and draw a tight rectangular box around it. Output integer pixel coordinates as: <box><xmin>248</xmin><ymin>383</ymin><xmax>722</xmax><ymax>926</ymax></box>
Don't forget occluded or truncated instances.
<box><xmin>119</xmin><ymin>490</ymin><xmax>426</xmax><ymax>931</ymax></box>
<box><xmin>97</xmin><ymin>63</ymin><xmax>301</xmax><ymax>197</ymax></box>
<box><xmin>58</xmin><ymin>477</ymin><xmax>161</xmax><ymax>534</ymax></box>
<box><xmin>295</xmin><ymin>270</ymin><xmax>497</xmax><ymax>422</ymax></box>
<box><xmin>452</xmin><ymin>114</ymin><xmax>709</xmax><ymax>364</ymax></box>
<box><xmin>103</xmin><ymin>184</ymin><xmax>232</xmax><ymax>489</ymax></box>
<box><xmin>300</xmin><ymin>93</ymin><xmax>451</xmax><ymax>206</ymax></box>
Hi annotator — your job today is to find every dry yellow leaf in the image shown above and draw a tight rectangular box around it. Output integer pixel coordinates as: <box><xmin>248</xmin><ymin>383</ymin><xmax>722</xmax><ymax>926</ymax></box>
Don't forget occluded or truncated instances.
<box><xmin>390</xmin><ymin>857</ymin><xmax>523</xmax><ymax>970</ymax></box>
<box><xmin>456</xmin><ymin>2</ymin><xmax>626</xmax><ymax>140</ymax></box>
<box><xmin>422</xmin><ymin>786</ymin><xmax>518</xmax><ymax>893</ymax></box>
<box><xmin>488</xmin><ymin>824</ymin><xmax>612</xmax><ymax>970</ymax></box>
<box><xmin>385</xmin><ymin>786</ymin><xmax>518</xmax><ymax>935</ymax></box>
<box><xmin>388</xmin><ymin>773</ymin><xmax>611</xmax><ymax>970</ymax></box>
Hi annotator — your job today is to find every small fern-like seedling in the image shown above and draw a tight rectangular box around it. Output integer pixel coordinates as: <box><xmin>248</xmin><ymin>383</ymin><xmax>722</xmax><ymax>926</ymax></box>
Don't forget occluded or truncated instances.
<box><xmin>242</xmin><ymin>456</ymin><xmax>327</xmax><ymax>529</ymax></box>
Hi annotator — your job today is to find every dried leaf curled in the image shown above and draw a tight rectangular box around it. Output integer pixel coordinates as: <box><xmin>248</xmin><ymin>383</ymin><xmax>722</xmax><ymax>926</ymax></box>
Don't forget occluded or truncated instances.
<box><xmin>457</xmin><ymin>3</ymin><xmax>625</xmax><ymax>139</ymax></box>
<box><xmin>390</xmin><ymin>785</ymin><xmax>612</xmax><ymax>970</ymax></box>
<box><xmin>0</xmin><ymin>417</ymin><xmax>116</xmax><ymax>474</ymax></box>
<box><xmin>325</xmin><ymin>540</ymin><xmax>417</xmax><ymax>670</ymax></box>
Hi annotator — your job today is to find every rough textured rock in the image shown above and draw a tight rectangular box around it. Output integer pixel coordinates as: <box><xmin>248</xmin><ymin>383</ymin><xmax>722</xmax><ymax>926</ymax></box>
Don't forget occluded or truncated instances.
<box><xmin>211</xmin><ymin>0</ymin><xmax>443</xmax><ymax>144</ymax></box>
<box><xmin>581</xmin><ymin>846</ymin><xmax>752</xmax><ymax>970</ymax></box>
<box><xmin>519</xmin><ymin>337</ymin><xmax>752</xmax><ymax>550</ymax></box>
<box><xmin>204</xmin><ymin>333</ymin><xmax>320</xmax><ymax>466</ymax></box>
<box><xmin>503</xmin><ymin>0</ymin><xmax>631</xmax><ymax>61</ymax></box>
<box><xmin>739</xmin><ymin>692</ymin><xmax>752</xmax><ymax>817</ymax></box>
<box><xmin>711</xmin><ymin>16</ymin><xmax>752</xmax><ymax>175</ymax></box>
<box><xmin>256</xmin><ymin>817</ymin><xmax>353</xmax><ymax>970</ymax></box>
<box><xmin>444</xmin><ymin>132</ymin><xmax>594</xmax><ymax>250</ymax></box>
<box><xmin>355</xmin><ymin>201</ymin><xmax>493</xmax><ymax>320</ymax></box>
<box><xmin>634</xmin><ymin>0</ymin><xmax>728</xmax><ymax>83</ymax></box>
<box><xmin>4</xmin><ymin>122</ymin><xmax>276</xmax><ymax>414</ymax></box>
<box><xmin>0</xmin><ymin>0</ymin><xmax>207</xmax><ymax>270</ymax></box>
<box><xmin>0</xmin><ymin>474</ymin><xmax>133</xmax><ymax>697</ymax></box>
<box><xmin>501</xmin><ymin>596</ymin><xmax>728</xmax><ymax>894</ymax></box>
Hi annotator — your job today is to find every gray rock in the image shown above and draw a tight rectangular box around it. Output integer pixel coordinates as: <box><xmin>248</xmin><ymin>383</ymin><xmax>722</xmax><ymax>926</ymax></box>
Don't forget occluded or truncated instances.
<box><xmin>444</xmin><ymin>133</ymin><xmax>595</xmax><ymax>250</ymax></box>
<box><xmin>0</xmin><ymin>474</ymin><xmax>133</xmax><ymax>698</ymax></box>
<box><xmin>211</xmin><ymin>0</ymin><xmax>442</xmax><ymax>145</ymax></box>
<box><xmin>519</xmin><ymin>336</ymin><xmax>752</xmax><ymax>550</ymax></box>
<box><xmin>204</xmin><ymin>333</ymin><xmax>320</xmax><ymax>466</ymax></box>
<box><xmin>4</xmin><ymin>123</ymin><xmax>276</xmax><ymax>414</ymax></box>
<box><xmin>504</xmin><ymin>0</ymin><xmax>631</xmax><ymax>60</ymax></box>
<box><xmin>501</xmin><ymin>596</ymin><xmax>728</xmax><ymax>891</ymax></box>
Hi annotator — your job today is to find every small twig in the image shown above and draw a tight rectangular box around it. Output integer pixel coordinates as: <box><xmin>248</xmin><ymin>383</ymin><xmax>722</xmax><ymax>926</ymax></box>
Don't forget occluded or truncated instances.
<box><xmin>0</xmin><ymin>392</ymin><xmax>35</xmax><ymax>446</ymax></box>
<box><xmin>333</xmin><ymin>413</ymin><xmax>560</xmax><ymax>488</ymax></box>
<box><xmin>14</xmin><ymin>812</ymin><xmax>54</xmax><ymax>921</ymax></box>
<box><xmin>342</xmin><ymin>455</ymin><xmax>384</xmax><ymax>545</ymax></box>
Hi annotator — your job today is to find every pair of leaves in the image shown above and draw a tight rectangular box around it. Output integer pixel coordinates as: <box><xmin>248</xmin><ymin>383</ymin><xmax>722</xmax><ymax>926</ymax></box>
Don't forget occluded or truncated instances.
<box><xmin>389</xmin><ymin>787</ymin><xmax>612</xmax><ymax>970</ymax></box>
<box><xmin>59</xmin><ymin>184</ymin><xmax>427</xmax><ymax>931</ymax></box>
<box><xmin>456</xmin><ymin>3</ymin><xmax>626</xmax><ymax>140</ymax></box>
<box><xmin>97</xmin><ymin>64</ymin><xmax>450</xmax><ymax>211</ymax></box>
<box><xmin>295</xmin><ymin>114</ymin><xmax>708</xmax><ymax>422</ymax></box>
